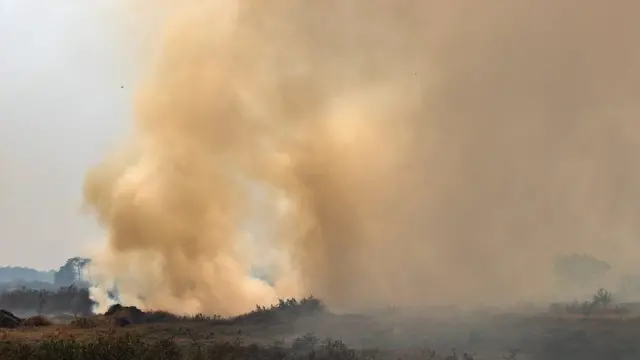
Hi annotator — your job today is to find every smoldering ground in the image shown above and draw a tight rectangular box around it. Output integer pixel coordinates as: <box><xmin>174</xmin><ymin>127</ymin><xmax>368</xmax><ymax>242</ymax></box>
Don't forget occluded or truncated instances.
<box><xmin>83</xmin><ymin>0</ymin><xmax>640</xmax><ymax>315</ymax></box>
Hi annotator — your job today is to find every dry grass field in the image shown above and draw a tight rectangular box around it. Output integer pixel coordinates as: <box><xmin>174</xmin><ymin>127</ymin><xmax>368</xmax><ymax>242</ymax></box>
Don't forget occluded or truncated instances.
<box><xmin>2</xmin><ymin>297</ymin><xmax>640</xmax><ymax>360</ymax></box>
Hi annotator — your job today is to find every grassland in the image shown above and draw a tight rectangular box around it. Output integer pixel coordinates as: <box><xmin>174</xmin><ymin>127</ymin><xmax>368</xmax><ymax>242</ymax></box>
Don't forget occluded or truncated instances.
<box><xmin>3</xmin><ymin>294</ymin><xmax>640</xmax><ymax>360</ymax></box>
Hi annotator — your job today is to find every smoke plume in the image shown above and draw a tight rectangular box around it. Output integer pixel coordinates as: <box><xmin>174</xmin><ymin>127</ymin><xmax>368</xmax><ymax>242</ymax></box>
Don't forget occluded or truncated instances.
<box><xmin>84</xmin><ymin>0</ymin><xmax>640</xmax><ymax>315</ymax></box>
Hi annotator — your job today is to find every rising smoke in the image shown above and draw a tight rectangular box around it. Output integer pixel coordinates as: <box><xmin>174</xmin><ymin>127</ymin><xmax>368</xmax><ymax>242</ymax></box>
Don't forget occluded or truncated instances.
<box><xmin>83</xmin><ymin>0</ymin><xmax>640</xmax><ymax>315</ymax></box>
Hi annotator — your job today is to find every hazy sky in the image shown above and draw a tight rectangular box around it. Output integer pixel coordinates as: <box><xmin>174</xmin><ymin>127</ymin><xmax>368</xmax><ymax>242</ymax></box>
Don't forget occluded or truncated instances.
<box><xmin>0</xmin><ymin>1</ymin><xmax>131</xmax><ymax>270</ymax></box>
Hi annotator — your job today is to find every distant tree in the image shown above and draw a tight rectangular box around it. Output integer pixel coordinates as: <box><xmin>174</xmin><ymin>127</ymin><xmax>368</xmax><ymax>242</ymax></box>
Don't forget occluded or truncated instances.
<box><xmin>553</xmin><ymin>253</ymin><xmax>610</xmax><ymax>291</ymax></box>
<box><xmin>54</xmin><ymin>257</ymin><xmax>91</xmax><ymax>287</ymax></box>
<box><xmin>37</xmin><ymin>290</ymin><xmax>46</xmax><ymax>316</ymax></box>
<box><xmin>593</xmin><ymin>288</ymin><xmax>613</xmax><ymax>309</ymax></box>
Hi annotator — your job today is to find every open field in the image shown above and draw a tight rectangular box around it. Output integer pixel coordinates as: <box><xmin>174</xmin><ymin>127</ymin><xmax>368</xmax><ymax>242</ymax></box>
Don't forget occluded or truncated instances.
<box><xmin>3</xmin><ymin>301</ymin><xmax>640</xmax><ymax>360</ymax></box>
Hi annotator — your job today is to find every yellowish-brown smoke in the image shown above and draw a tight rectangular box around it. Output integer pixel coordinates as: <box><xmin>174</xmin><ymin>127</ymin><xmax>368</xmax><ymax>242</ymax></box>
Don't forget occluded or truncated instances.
<box><xmin>84</xmin><ymin>0</ymin><xmax>640</xmax><ymax>315</ymax></box>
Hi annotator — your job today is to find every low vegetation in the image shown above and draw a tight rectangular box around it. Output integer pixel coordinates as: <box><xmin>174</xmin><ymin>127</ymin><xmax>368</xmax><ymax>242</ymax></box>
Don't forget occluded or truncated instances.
<box><xmin>20</xmin><ymin>316</ymin><xmax>52</xmax><ymax>327</ymax></box>
<box><xmin>0</xmin><ymin>285</ymin><xmax>94</xmax><ymax>316</ymax></box>
<box><xmin>233</xmin><ymin>297</ymin><xmax>325</xmax><ymax>324</ymax></box>
<box><xmin>549</xmin><ymin>288</ymin><xmax>631</xmax><ymax>317</ymax></box>
<box><xmin>0</xmin><ymin>330</ymin><xmax>478</xmax><ymax>360</ymax></box>
<box><xmin>1</xmin><ymin>287</ymin><xmax>640</xmax><ymax>359</ymax></box>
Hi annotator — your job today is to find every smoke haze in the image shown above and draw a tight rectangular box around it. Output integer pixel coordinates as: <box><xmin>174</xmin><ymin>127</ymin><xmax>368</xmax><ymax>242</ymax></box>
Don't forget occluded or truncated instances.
<box><xmin>83</xmin><ymin>0</ymin><xmax>640</xmax><ymax>315</ymax></box>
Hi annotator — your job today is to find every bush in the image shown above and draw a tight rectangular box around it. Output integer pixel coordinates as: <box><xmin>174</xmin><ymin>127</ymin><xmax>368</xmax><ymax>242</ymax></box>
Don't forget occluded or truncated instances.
<box><xmin>145</xmin><ymin>310</ymin><xmax>183</xmax><ymax>323</ymax></box>
<box><xmin>593</xmin><ymin>288</ymin><xmax>613</xmax><ymax>308</ymax></box>
<box><xmin>144</xmin><ymin>311</ymin><xmax>225</xmax><ymax>324</ymax></box>
<box><xmin>21</xmin><ymin>316</ymin><xmax>52</xmax><ymax>327</ymax></box>
<box><xmin>554</xmin><ymin>289</ymin><xmax>624</xmax><ymax>317</ymax></box>
<box><xmin>233</xmin><ymin>296</ymin><xmax>326</xmax><ymax>324</ymax></box>
<box><xmin>69</xmin><ymin>316</ymin><xmax>98</xmax><ymax>329</ymax></box>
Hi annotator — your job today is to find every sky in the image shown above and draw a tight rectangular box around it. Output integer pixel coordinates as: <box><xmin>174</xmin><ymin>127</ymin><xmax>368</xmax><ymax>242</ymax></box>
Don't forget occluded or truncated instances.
<box><xmin>0</xmin><ymin>0</ymin><xmax>132</xmax><ymax>270</ymax></box>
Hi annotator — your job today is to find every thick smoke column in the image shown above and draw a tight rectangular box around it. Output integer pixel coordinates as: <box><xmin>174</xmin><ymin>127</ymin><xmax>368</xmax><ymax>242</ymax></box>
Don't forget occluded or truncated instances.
<box><xmin>84</xmin><ymin>0</ymin><xmax>640</xmax><ymax>314</ymax></box>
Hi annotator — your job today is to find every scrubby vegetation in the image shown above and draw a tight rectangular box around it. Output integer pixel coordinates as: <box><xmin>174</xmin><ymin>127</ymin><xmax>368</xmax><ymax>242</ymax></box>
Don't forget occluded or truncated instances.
<box><xmin>69</xmin><ymin>316</ymin><xmax>99</xmax><ymax>329</ymax></box>
<box><xmin>4</xmin><ymin>324</ymin><xmax>636</xmax><ymax>360</ymax></box>
<box><xmin>233</xmin><ymin>297</ymin><xmax>325</xmax><ymax>324</ymax></box>
<box><xmin>548</xmin><ymin>288</ymin><xmax>632</xmax><ymax>317</ymax></box>
<box><xmin>20</xmin><ymin>315</ymin><xmax>53</xmax><ymax>327</ymax></box>
<box><xmin>0</xmin><ymin>330</ymin><xmax>471</xmax><ymax>360</ymax></box>
<box><xmin>100</xmin><ymin>296</ymin><xmax>325</xmax><ymax>327</ymax></box>
<box><xmin>2</xmin><ymin>290</ymin><xmax>640</xmax><ymax>359</ymax></box>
